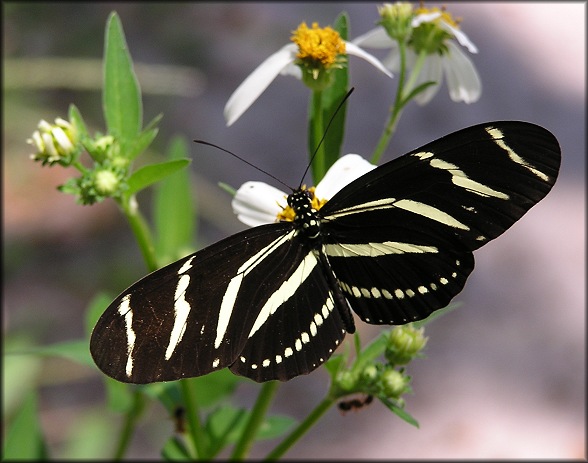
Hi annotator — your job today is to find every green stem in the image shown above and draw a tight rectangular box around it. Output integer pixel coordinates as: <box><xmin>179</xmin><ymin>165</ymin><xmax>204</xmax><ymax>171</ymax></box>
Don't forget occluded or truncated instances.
<box><xmin>371</xmin><ymin>41</ymin><xmax>408</xmax><ymax>165</ymax></box>
<box><xmin>231</xmin><ymin>381</ymin><xmax>280</xmax><ymax>460</ymax></box>
<box><xmin>72</xmin><ymin>159</ymin><xmax>89</xmax><ymax>174</ymax></box>
<box><xmin>180</xmin><ymin>379</ymin><xmax>207</xmax><ymax>459</ymax></box>
<box><xmin>310</xmin><ymin>90</ymin><xmax>325</xmax><ymax>183</ymax></box>
<box><xmin>113</xmin><ymin>390</ymin><xmax>146</xmax><ymax>460</ymax></box>
<box><xmin>402</xmin><ymin>49</ymin><xmax>428</xmax><ymax>101</ymax></box>
<box><xmin>119</xmin><ymin>194</ymin><xmax>158</xmax><ymax>272</ymax></box>
<box><xmin>264</xmin><ymin>396</ymin><xmax>335</xmax><ymax>461</ymax></box>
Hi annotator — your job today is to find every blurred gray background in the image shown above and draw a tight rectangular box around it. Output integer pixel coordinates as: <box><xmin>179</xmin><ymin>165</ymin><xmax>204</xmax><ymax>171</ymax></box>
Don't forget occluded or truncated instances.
<box><xmin>3</xmin><ymin>2</ymin><xmax>585</xmax><ymax>459</ymax></box>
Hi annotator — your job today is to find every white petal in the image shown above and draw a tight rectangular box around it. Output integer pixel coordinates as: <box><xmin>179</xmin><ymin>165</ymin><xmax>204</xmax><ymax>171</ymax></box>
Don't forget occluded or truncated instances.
<box><xmin>280</xmin><ymin>62</ymin><xmax>302</xmax><ymax>78</ymax></box>
<box><xmin>345</xmin><ymin>42</ymin><xmax>393</xmax><ymax>78</ymax></box>
<box><xmin>232</xmin><ymin>181</ymin><xmax>288</xmax><ymax>227</ymax></box>
<box><xmin>414</xmin><ymin>55</ymin><xmax>443</xmax><ymax>105</ymax></box>
<box><xmin>381</xmin><ymin>45</ymin><xmax>402</xmax><ymax>73</ymax></box>
<box><xmin>224</xmin><ymin>44</ymin><xmax>297</xmax><ymax>126</ymax></box>
<box><xmin>440</xmin><ymin>21</ymin><xmax>478</xmax><ymax>54</ymax></box>
<box><xmin>412</xmin><ymin>11</ymin><xmax>442</xmax><ymax>27</ymax></box>
<box><xmin>314</xmin><ymin>154</ymin><xmax>376</xmax><ymax>200</ymax></box>
<box><xmin>41</xmin><ymin>132</ymin><xmax>58</xmax><ymax>157</ymax></box>
<box><xmin>52</xmin><ymin>127</ymin><xmax>73</xmax><ymax>151</ymax></box>
<box><xmin>352</xmin><ymin>27</ymin><xmax>394</xmax><ymax>49</ymax></box>
<box><xmin>443</xmin><ymin>42</ymin><xmax>481</xmax><ymax>103</ymax></box>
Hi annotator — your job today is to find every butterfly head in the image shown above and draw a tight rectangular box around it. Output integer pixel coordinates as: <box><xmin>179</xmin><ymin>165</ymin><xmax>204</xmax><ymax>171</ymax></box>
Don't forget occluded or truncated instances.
<box><xmin>286</xmin><ymin>189</ymin><xmax>322</xmax><ymax>240</ymax></box>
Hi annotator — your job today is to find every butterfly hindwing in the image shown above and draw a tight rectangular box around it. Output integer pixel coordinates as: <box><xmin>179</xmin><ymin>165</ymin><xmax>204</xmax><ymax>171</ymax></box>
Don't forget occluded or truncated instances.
<box><xmin>229</xmin><ymin>249</ymin><xmax>349</xmax><ymax>382</ymax></box>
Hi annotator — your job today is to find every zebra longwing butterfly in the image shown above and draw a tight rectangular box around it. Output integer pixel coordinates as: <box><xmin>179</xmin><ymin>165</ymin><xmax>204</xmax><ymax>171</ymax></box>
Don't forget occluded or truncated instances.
<box><xmin>90</xmin><ymin>121</ymin><xmax>561</xmax><ymax>384</ymax></box>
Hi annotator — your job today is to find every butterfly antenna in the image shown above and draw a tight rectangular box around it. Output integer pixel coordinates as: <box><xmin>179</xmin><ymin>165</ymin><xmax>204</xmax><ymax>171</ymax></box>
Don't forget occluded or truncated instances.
<box><xmin>193</xmin><ymin>139</ymin><xmax>293</xmax><ymax>191</ymax></box>
<box><xmin>299</xmin><ymin>87</ymin><xmax>355</xmax><ymax>188</ymax></box>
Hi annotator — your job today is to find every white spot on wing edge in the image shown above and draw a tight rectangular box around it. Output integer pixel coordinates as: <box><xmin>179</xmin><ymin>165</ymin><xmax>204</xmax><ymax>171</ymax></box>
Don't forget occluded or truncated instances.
<box><xmin>117</xmin><ymin>294</ymin><xmax>136</xmax><ymax>377</ymax></box>
<box><xmin>178</xmin><ymin>256</ymin><xmax>195</xmax><ymax>274</ymax></box>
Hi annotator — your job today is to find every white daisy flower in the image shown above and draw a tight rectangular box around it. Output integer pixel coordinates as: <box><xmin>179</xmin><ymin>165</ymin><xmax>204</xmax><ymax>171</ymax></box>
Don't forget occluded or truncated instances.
<box><xmin>224</xmin><ymin>21</ymin><xmax>393</xmax><ymax>126</ymax></box>
<box><xmin>354</xmin><ymin>4</ymin><xmax>481</xmax><ymax>105</ymax></box>
<box><xmin>232</xmin><ymin>154</ymin><xmax>377</xmax><ymax>227</ymax></box>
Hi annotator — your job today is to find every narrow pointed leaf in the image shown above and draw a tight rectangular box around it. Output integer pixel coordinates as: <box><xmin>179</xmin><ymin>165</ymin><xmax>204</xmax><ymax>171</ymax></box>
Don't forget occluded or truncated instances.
<box><xmin>103</xmin><ymin>12</ymin><xmax>142</xmax><ymax>148</ymax></box>
<box><xmin>126</xmin><ymin>158</ymin><xmax>191</xmax><ymax>198</ymax></box>
<box><xmin>154</xmin><ymin>137</ymin><xmax>196</xmax><ymax>264</ymax></box>
<box><xmin>3</xmin><ymin>392</ymin><xmax>48</xmax><ymax>460</ymax></box>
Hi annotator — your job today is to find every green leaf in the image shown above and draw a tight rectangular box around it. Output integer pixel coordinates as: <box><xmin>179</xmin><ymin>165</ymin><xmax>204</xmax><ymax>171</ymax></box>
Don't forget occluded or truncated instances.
<box><xmin>257</xmin><ymin>415</ymin><xmax>296</xmax><ymax>440</ymax></box>
<box><xmin>68</xmin><ymin>103</ymin><xmax>89</xmax><ymax>140</ymax></box>
<box><xmin>324</xmin><ymin>353</ymin><xmax>346</xmax><ymax>380</ymax></box>
<box><xmin>154</xmin><ymin>137</ymin><xmax>196</xmax><ymax>264</ymax></box>
<box><xmin>185</xmin><ymin>370</ymin><xmax>242</xmax><ymax>407</ymax></box>
<box><xmin>378</xmin><ymin>397</ymin><xmax>419</xmax><ymax>428</ymax></box>
<box><xmin>103</xmin><ymin>11</ymin><xmax>142</xmax><ymax>148</ymax></box>
<box><xmin>411</xmin><ymin>302</ymin><xmax>461</xmax><ymax>329</ymax></box>
<box><xmin>351</xmin><ymin>331</ymin><xmax>388</xmax><ymax>374</ymax></box>
<box><xmin>218</xmin><ymin>181</ymin><xmax>237</xmax><ymax>197</ymax></box>
<box><xmin>205</xmin><ymin>406</ymin><xmax>295</xmax><ymax>457</ymax></box>
<box><xmin>85</xmin><ymin>292</ymin><xmax>115</xmax><ymax>338</ymax></box>
<box><xmin>205</xmin><ymin>405</ymin><xmax>247</xmax><ymax>457</ymax></box>
<box><xmin>321</xmin><ymin>12</ymin><xmax>350</xmax><ymax>170</ymax></box>
<box><xmin>60</xmin><ymin>409</ymin><xmax>116</xmax><ymax>459</ymax></box>
<box><xmin>126</xmin><ymin>113</ymin><xmax>163</xmax><ymax>161</ymax></box>
<box><xmin>31</xmin><ymin>340</ymin><xmax>93</xmax><ymax>367</ymax></box>
<box><xmin>161</xmin><ymin>436</ymin><xmax>191</xmax><ymax>460</ymax></box>
<box><xmin>3</xmin><ymin>392</ymin><xmax>48</xmax><ymax>460</ymax></box>
<box><xmin>3</xmin><ymin>335</ymin><xmax>42</xmax><ymax>418</ymax></box>
<box><xmin>126</xmin><ymin>158</ymin><xmax>191</xmax><ymax>198</ymax></box>
<box><xmin>400</xmin><ymin>80</ymin><xmax>437</xmax><ymax>107</ymax></box>
<box><xmin>105</xmin><ymin>379</ymin><xmax>136</xmax><ymax>413</ymax></box>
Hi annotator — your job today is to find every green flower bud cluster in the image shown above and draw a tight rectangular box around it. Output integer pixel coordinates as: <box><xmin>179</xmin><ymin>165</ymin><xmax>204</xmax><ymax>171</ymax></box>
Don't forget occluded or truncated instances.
<box><xmin>332</xmin><ymin>325</ymin><xmax>428</xmax><ymax>408</ymax></box>
<box><xmin>28</xmin><ymin>109</ymin><xmax>132</xmax><ymax>205</ymax></box>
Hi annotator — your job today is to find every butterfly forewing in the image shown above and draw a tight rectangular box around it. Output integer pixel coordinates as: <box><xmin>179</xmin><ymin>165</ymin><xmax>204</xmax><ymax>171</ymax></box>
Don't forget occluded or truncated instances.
<box><xmin>322</xmin><ymin>122</ymin><xmax>559</xmax><ymax>249</ymax></box>
<box><xmin>91</xmin><ymin>121</ymin><xmax>561</xmax><ymax>384</ymax></box>
<box><xmin>91</xmin><ymin>223</ymin><xmax>295</xmax><ymax>383</ymax></box>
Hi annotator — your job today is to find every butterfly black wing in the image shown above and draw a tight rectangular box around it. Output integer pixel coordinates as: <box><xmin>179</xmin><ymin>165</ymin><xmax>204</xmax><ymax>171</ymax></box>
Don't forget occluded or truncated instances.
<box><xmin>90</xmin><ymin>222</ymin><xmax>349</xmax><ymax>383</ymax></box>
<box><xmin>91</xmin><ymin>121</ymin><xmax>561</xmax><ymax>384</ymax></box>
<box><xmin>228</xmin><ymin>249</ymin><xmax>349</xmax><ymax>382</ymax></box>
<box><xmin>319</xmin><ymin>121</ymin><xmax>560</xmax><ymax>325</ymax></box>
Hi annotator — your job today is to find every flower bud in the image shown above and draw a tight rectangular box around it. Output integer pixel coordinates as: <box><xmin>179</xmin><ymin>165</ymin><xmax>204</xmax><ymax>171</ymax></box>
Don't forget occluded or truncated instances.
<box><xmin>94</xmin><ymin>168</ymin><xmax>121</xmax><ymax>196</ymax></box>
<box><xmin>337</xmin><ymin>370</ymin><xmax>359</xmax><ymax>392</ymax></box>
<box><xmin>385</xmin><ymin>325</ymin><xmax>428</xmax><ymax>365</ymax></box>
<box><xmin>380</xmin><ymin>368</ymin><xmax>409</xmax><ymax>399</ymax></box>
<box><xmin>28</xmin><ymin>117</ymin><xmax>79</xmax><ymax>166</ymax></box>
<box><xmin>377</xmin><ymin>2</ymin><xmax>415</xmax><ymax>42</ymax></box>
<box><xmin>361</xmin><ymin>364</ymin><xmax>379</xmax><ymax>386</ymax></box>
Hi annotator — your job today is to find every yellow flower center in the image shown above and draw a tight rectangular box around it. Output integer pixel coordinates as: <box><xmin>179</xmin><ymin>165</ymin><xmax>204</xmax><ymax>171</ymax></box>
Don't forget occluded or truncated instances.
<box><xmin>276</xmin><ymin>186</ymin><xmax>328</xmax><ymax>222</ymax></box>
<box><xmin>291</xmin><ymin>22</ymin><xmax>346</xmax><ymax>68</ymax></box>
